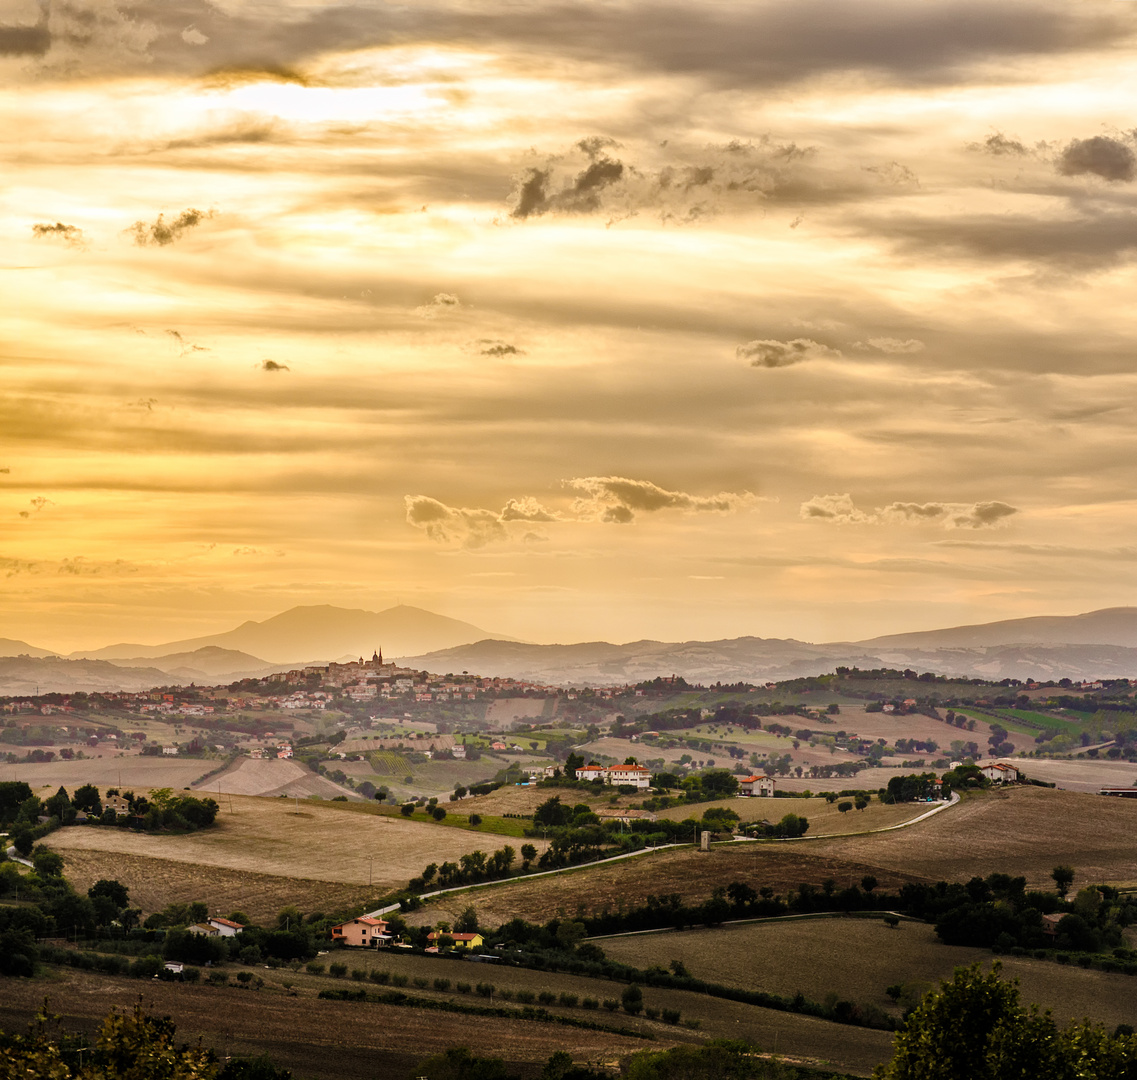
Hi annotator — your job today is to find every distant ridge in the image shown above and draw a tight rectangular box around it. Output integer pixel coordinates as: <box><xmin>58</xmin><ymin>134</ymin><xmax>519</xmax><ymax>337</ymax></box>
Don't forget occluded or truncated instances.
<box><xmin>70</xmin><ymin>604</ymin><xmax>511</xmax><ymax>665</ymax></box>
<box><xmin>0</xmin><ymin>637</ymin><xmax>55</xmax><ymax>659</ymax></box>
<box><xmin>856</xmin><ymin>607</ymin><xmax>1137</xmax><ymax>650</ymax></box>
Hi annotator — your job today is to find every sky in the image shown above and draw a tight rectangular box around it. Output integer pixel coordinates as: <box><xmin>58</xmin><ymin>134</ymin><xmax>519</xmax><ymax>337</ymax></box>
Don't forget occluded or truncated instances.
<box><xmin>5</xmin><ymin>0</ymin><xmax>1137</xmax><ymax>652</ymax></box>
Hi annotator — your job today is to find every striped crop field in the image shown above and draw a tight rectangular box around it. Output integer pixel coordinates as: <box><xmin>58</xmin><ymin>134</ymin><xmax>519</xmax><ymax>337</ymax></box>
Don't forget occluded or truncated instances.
<box><xmin>369</xmin><ymin>750</ymin><xmax>413</xmax><ymax>776</ymax></box>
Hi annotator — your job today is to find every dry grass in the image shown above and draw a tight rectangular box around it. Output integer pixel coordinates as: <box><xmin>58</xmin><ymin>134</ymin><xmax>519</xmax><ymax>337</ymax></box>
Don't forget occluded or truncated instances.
<box><xmin>3</xmin><ymin>754</ymin><xmax>208</xmax><ymax>793</ymax></box>
<box><xmin>202</xmin><ymin>759</ymin><xmax>356</xmax><ymax>799</ymax></box>
<box><xmin>651</xmin><ymin>796</ymin><xmax>931</xmax><ymax>834</ymax></box>
<box><xmin>45</xmin><ymin>794</ymin><xmax>531</xmax><ymax>890</ymax></box>
<box><xmin>55</xmin><ymin>848</ymin><xmax>380</xmax><ymax>923</ymax></box>
<box><xmin>1014</xmin><ymin>757</ymin><xmax>1137</xmax><ymax>792</ymax></box>
<box><xmin>806</xmin><ymin>786</ymin><xmax>1137</xmax><ymax>889</ymax></box>
<box><xmin>400</xmin><ymin>844</ymin><xmax>925</xmax><ymax>930</ymax></box>
<box><xmin>599</xmin><ymin>917</ymin><xmax>1137</xmax><ymax>1033</ymax></box>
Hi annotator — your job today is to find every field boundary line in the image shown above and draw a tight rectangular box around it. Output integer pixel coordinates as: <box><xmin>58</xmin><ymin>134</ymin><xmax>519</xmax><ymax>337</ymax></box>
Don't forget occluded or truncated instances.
<box><xmin>585</xmin><ymin>909</ymin><xmax>918</xmax><ymax>941</ymax></box>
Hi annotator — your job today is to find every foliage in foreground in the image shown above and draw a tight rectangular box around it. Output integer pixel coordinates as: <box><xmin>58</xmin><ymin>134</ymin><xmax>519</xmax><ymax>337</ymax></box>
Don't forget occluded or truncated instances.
<box><xmin>874</xmin><ymin>962</ymin><xmax>1137</xmax><ymax>1080</ymax></box>
<box><xmin>0</xmin><ymin>1001</ymin><xmax>290</xmax><ymax>1080</ymax></box>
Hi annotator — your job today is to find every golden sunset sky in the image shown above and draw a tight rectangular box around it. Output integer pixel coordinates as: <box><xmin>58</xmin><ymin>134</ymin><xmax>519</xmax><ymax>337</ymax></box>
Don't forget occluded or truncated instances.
<box><xmin>5</xmin><ymin>0</ymin><xmax>1137</xmax><ymax>651</ymax></box>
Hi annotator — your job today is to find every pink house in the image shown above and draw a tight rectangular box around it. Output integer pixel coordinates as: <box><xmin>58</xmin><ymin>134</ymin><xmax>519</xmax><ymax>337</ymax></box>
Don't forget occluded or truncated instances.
<box><xmin>332</xmin><ymin>915</ymin><xmax>392</xmax><ymax>948</ymax></box>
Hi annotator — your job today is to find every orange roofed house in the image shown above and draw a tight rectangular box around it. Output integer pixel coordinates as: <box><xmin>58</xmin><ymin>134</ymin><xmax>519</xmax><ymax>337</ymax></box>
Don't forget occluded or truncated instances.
<box><xmin>332</xmin><ymin>916</ymin><xmax>392</xmax><ymax>948</ymax></box>
<box><xmin>427</xmin><ymin>931</ymin><xmax>484</xmax><ymax>950</ymax></box>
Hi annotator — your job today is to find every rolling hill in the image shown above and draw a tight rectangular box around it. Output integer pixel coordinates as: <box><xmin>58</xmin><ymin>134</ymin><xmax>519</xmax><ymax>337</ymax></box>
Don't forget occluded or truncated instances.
<box><xmin>70</xmin><ymin>604</ymin><xmax>507</xmax><ymax>665</ymax></box>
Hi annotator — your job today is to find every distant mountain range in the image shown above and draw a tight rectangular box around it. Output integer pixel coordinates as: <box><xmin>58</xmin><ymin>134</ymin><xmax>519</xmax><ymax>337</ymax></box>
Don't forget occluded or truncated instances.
<box><xmin>70</xmin><ymin>604</ymin><xmax>505</xmax><ymax>664</ymax></box>
<box><xmin>6</xmin><ymin>605</ymin><xmax>1137</xmax><ymax>693</ymax></box>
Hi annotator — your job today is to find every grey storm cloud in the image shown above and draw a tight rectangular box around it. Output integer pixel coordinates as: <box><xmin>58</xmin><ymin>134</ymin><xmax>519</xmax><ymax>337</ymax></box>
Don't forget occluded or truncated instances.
<box><xmin>568</xmin><ymin>476</ymin><xmax>752</xmax><ymax>523</ymax></box>
<box><xmin>801</xmin><ymin>494</ymin><xmax>1019</xmax><ymax>529</ymax></box>
<box><xmin>1057</xmin><ymin>136</ymin><xmax>1136</xmax><ymax>182</ymax></box>
<box><xmin>738</xmin><ymin>338</ymin><xmax>841</xmax><ymax>368</ymax></box>
<box><xmin>13</xmin><ymin>0</ymin><xmax>1135</xmax><ymax>92</ymax></box>
<box><xmin>129</xmin><ymin>208</ymin><xmax>212</xmax><ymax>247</ymax></box>
<box><xmin>32</xmin><ymin>221</ymin><xmax>84</xmax><ymax>246</ymax></box>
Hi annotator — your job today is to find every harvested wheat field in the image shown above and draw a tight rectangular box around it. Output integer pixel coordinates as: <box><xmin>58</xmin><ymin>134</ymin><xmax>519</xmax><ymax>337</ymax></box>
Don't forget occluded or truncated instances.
<box><xmin>1014</xmin><ymin>757</ymin><xmax>1137</xmax><ymax>792</ymax></box>
<box><xmin>806</xmin><ymin>786</ymin><xmax>1137</xmax><ymax>889</ymax></box>
<box><xmin>3</xmin><ymin>754</ymin><xmax>209</xmax><ymax>792</ymax></box>
<box><xmin>599</xmin><ymin>917</ymin><xmax>1137</xmax><ymax>1034</ymax></box>
<box><xmin>54</xmin><ymin>848</ymin><xmax>381</xmax><ymax>923</ymax></box>
<box><xmin>45</xmin><ymin>794</ymin><xmax>542</xmax><ymax>890</ymax></box>
<box><xmin>200</xmin><ymin>758</ymin><xmax>356</xmax><ymax>799</ymax></box>
<box><xmin>401</xmin><ymin>843</ymin><xmax>926</xmax><ymax>930</ymax></box>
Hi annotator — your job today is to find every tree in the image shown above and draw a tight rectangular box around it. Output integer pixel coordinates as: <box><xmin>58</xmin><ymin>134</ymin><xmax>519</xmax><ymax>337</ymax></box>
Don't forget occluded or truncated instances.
<box><xmin>838</xmin><ymin>801</ymin><xmax>853</xmax><ymax>815</ymax></box>
<box><xmin>520</xmin><ymin>843</ymin><xmax>537</xmax><ymax>868</ymax></box>
<box><xmin>1051</xmin><ymin>864</ymin><xmax>1075</xmax><ymax>898</ymax></box>
<box><xmin>455</xmin><ymin>906</ymin><xmax>479</xmax><ymax>934</ymax></box>
<box><xmin>0</xmin><ymin>1001</ymin><xmax>220</xmax><ymax>1080</ymax></box>
<box><xmin>621</xmin><ymin>983</ymin><xmax>644</xmax><ymax>1015</ymax></box>
<box><xmin>31</xmin><ymin>846</ymin><xmax>64</xmax><ymax>877</ymax></box>
<box><xmin>72</xmin><ymin>783</ymin><xmax>102</xmax><ymax>815</ymax></box>
<box><xmin>861</xmin><ymin>875</ymin><xmax>878</xmax><ymax>894</ymax></box>
<box><xmin>873</xmin><ymin>962</ymin><xmax>1137</xmax><ymax>1080</ymax></box>
<box><xmin>400</xmin><ymin>802</ymin><xmax>416</xmax><ymax>817</ymax></box>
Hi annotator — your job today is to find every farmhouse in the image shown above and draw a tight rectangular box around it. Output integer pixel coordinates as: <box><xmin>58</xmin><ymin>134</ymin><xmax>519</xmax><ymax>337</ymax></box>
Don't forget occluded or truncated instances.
<box><xmin>575</xmin><ymin>764</ymin><xmax>607</xmax><ymax>782</ymax></box>
<box><xmin>186</xmin><ymin>922</ymin><xmax>220</xmax><ymax>937</ymax></box>
<box><xmin>427</xmin><ymin>931</ymin><xmax>484</xmax><ymax>950</ymax></box>
<box><xmin>207</xmin><ymin>916</ymin><xmax>245</xmax><ymax>937</ymax></box>
<box><xmin>606</xmin><ymin>764</ymin><xmax>652</xmax><ymax>789</ymax></box>
<box><xmin>331</xmin><ymin>915</ymin><xmax>391</xmax><ymax>948</ymax></box>
<box><xmin>738</xmin><ymin>775</ymin><xmax>776</xmax><ymax>797</ymax></box>
<box><xmin>980</xmin><ymin>762</ymin><xmax>1019</xmax><ymax>783</ymax></box>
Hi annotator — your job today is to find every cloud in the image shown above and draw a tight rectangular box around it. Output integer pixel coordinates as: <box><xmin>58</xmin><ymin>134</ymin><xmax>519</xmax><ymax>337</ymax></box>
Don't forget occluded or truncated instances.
<box><xmin>799</xmin><ymin>493</ymin><xmax>874</xmax><ymax>524</ymax></box>
<box><xmin>473</xmin><ymin>339</ymin><xmax>524</xmax><ymax>357</ymax></box>
<box><xmin>166</xmin><ymin>330</ymin><xmax>208</xmax><ymax>355</ymax></box>
<box><xmin>1057</xmin><ymin>136</ymin><xmax>1136</xmax><ymax>182</ymax></box>
<box><xmin>949</xmin><ymin>501</ymin><xmax>1019</xmax><ymax>529</ymax></box>
<box><xmin>801</xmin><ymin>494</ymin><xmax>1019</xmax><ymax>529</ymax></box>
<box><xmin>738</xmin><ymin>338</ymin><xmax>841</xmax><ymax>368</ymax></box>
<box><xmin>853</xmin><ymin>337</ymin><xmax>925</xmax><ymax>354</ymax></box>
<box><xmin>414</xmin><ymin>293</ymin><xmax>461</xmax><ymax>317</ymax></box>
<box><xmin>31</xmin><ymin>222</ymin><xmax>84</xmax><ymax>247</ymax></box>
<box><xmin>568</xmin><ymin>476</ymin><xmax>751</xmax><ymax>523</ymax></box>
<box><xmin>500</xmin><ymin>497</ymin><xmax>559</xmax><ymax>523</ymax></box>
<box><xmin>510</xmin><ymin>143</ymin><xmax>627</xmax><ymax>219</ymax></box>
<box><xmin>129</xmin><ymin>208</ymin><xmax>213</xmax><ymax>247</ymax></box>
<box><xmin>18</xmin><ymin>495</ymin><xmax>54</xmax><ymax>520</ymax></box>
<box><xmin>971</xmin><ymin>132</ymin><xmax>1029</xmax><ymax>156</ymax></box>
<box><xmin>261</xmin><ymin>360</ymin><xmax>289</xmax><ymax>372</ymax></box>
<box><xmin>508</xmin><ymin>137</ymin><xmax>830</xmax><ymax>224</ymax></box>
<box><xmin>404</xmin><ymin>495</ymin><xmax>508</xmax><ymax>549</ymax></box>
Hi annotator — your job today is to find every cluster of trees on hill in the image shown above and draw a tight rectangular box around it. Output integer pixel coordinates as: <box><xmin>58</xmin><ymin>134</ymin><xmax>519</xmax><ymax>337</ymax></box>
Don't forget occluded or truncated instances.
<box><xmin>897</xmin><ymin>869</ymin><xmax>1137</xmax><ymax>959</ymax></box>
<box><xmin>0</xmin><ymin>782</ymin><xmax>219</xmax><ymax>856</ymax></box>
